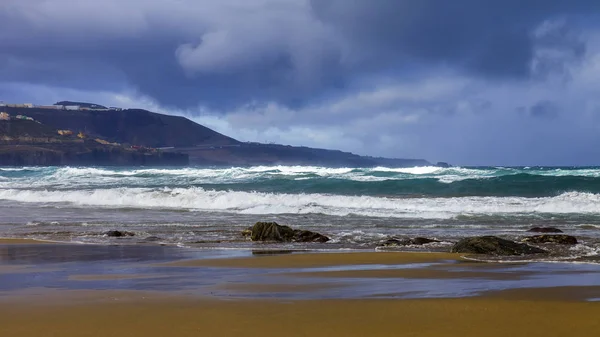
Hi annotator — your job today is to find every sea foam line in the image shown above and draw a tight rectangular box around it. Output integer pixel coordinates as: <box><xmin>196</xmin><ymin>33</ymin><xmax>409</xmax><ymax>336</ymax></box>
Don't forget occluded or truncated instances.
<box><xmin>5</xmin><ymin>166</ymin><xmax>600</xmax><ymax>190</ymax></box>
<box><xmin>1</xmin><ymin>188</ymin><xmax>600</xmax><ymax>219</ymax></box>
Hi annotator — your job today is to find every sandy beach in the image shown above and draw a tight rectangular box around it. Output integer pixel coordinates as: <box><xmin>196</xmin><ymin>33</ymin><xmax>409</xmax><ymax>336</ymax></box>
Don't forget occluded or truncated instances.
<box><xmin>1</xmin><ymin>290</ymin><xmax>600</xmax><ymax>337</ymax></box>
<box><xmin>1</xmin><ymin>241</ymin><xmax>599</xmax><ymax>337</ymax></box>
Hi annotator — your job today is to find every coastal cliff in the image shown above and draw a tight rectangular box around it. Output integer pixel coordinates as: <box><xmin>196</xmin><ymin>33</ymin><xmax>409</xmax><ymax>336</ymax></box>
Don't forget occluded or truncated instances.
<box><xmin>0</xmin><ymin>144</ymin><xmax>188</xmax><ymax>166</ymax></box>
<box><xmin>1</xmin><ymin>102</ymin><xmax>432</xmax><ymax>167</ymax></box>
<box><xmin>0</xmin><ymin>120</ymin><xmax>188</xmax><ymax>166</ymax></box>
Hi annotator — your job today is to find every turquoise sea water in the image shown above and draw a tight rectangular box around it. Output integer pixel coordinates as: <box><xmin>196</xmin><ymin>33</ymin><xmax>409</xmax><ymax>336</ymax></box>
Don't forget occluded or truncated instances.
<box><xmin>0</xmin><ymin>165</ymin><xmax>599</xmax><ymax>259</ymax></box>
<box><xmin>5</xmin><ymin>166</ymin><xmax>600</xmax><ymax>197</ymax></box>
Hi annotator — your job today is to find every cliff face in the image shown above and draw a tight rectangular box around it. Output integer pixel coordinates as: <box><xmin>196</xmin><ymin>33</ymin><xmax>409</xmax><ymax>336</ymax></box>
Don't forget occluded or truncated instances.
<box><xmin>0</xmin><ymin>145</ymin><xmax>188</xmax><ymax>166</ymax></box>
<box><xmin>0</xmin><ymin>146</ymin><xmax>63</xmax><ymax>166</ymax></box>
<box><xmin>4</xmin><ymin>107</ymin><xmax>238</xmax><ymax>148</ymax></box>
<box><xmin>0</xmin><ymin>120</ymin><xmax>188</xmax><ymax>166</ymax></box>
<box><xmin>2</xmin><ymin>104</ymin><xmax>432</xmax><ymax>167</ymax></box>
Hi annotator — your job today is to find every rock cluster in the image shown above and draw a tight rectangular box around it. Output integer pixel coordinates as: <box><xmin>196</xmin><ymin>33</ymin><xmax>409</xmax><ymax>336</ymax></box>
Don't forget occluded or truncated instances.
<box><xmin>244</xmin><ymin>222</ymin><xmax>329</xmax><ymax>243</ymax></box>
<box><xmin>104</xmin><ymin>230</ymin><xmax>135</xmax><ymax>238</ymax></box>
<box><xmin>379</xmin><ymin>237</ymin><xmax>440</xmax><ymax>247</ymax></box>
<box><xmin>527</xmin><ymin>227</ymin><xmax>563</xmax><ymax>233</ymax></box>
<box><xmin>451</xmin><ymin>236</ymin><xmax>547</xmax><ymax>256</ymax></box>
<box><xmin>522</xmin><ymin>235</ymin><xmax>578</xmax><ymax>245</ymax></box>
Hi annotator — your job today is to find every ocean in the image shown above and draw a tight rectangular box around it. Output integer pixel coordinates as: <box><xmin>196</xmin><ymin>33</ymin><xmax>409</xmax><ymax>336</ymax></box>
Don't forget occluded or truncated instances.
<box><xmin>1</xmin><ymin>165</ymin><xmax>599</xmax><ymax>260</ymax></box>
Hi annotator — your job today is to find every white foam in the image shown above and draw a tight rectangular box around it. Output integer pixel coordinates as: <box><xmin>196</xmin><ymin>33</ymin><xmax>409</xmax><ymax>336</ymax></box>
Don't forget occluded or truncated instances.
<box><xmin>370</xmin><ymin>166</ymin><xmax>442</xmax><ymax>175</ymax></box>
<box><xmin>329</xmin><ymin>230</ymin><xmax>388</xmax><ymax>243</ymax></box>
<box><xmin>1</xmin><ymin>188</ymin><xmax>600</xmax><ymax>219</ymax></box>
<box><xmin>0</xmin><ymin>167</ymin><xmax>46</xmax><ymax>172</ymax></box>
<box><xmin>569</xmin><ymin>244</ymin><xmax>600</xmax><ymax>257</ymax></box>
<box><xmin>11</xmin><ymin>165</ymin><xmax>600</xmax><ymax>190</ymax></box>
<box><xmin>0</xmin><ymin>165</ymin><xmax>514</xmax><ymax>189</ymax></box>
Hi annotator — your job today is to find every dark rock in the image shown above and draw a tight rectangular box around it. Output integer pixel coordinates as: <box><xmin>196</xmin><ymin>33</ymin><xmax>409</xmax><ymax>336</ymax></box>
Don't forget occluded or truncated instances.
<box><xmin>250</xmin><ymin>222</ymin><xmax>329</xmax><ymax>243</ymax></box>
<box><xmin>410</xmin><ymin>237</ymin><xmax>440</xmax><ymax>245</ymax></box>
<box><xmin>293</xmin><ymin>230</ymin><xmax>330</xmax><ymax>243</ymax></box>
<box><xmin>451</xmin><ymin>236</ymin><xmax>547</xmax><ymax>256</ymax></box>
<box><xmin>527</xmin><ymin>227</ymin><xmax>563</xmax><ymax>233</ymax></box>
<box><xmin>251</xmin><ymin>222</ymin><xmax>295</xmax><ymax>242</ymax></box>
<box><xmin>523</xmin><ymin>235</ymin><xmax>578</xmax><ymax>245</ymax></box>
<box><xmin>144</xmin><ymin>236</ymin><xmax>161</xmax><ymax>241</ymax></box>
<box><xmin>380</xmin><ymin>238</ymin><xmax>404</xmax><ymax>247</ymax></box>
<box><xmin>104</xmin><ymin>230</ymin><xmax>135</xmax><ymax>238</ymax></box>
<box><xmin>436</xmin><ymin>162</ymin><xmax>451</xmax><ymax>168</ymax></box>
<box><xmin>380</xmin><ymin>237</ymin><xmax>440</xmax><ymax>247</ymax></box>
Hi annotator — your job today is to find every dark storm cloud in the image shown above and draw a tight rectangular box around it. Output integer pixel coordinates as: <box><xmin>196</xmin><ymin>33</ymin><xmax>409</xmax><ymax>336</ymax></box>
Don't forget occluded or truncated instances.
<box><xmin>310</xmin><ymin>0</ymin><xmax>599</xmax><ymax>78</ymax></box>
<box><xmin>4</xmin><ymin>1</ymin><xmax>600</xmax><ymax>166</ymax></box>
<box><xmin>531</xmin><ymin>19</ymin><xmax>587</xmax><ymax>81</ymax></box>
<box><xmin>1</xmin><ymin>0</ymin><xmax>599</xmax><ymax>110</ymax></box>
<box><xmin>0</xmin><ymin>0</ymin><xmax>346</xmax><ymax>109</ymax></box>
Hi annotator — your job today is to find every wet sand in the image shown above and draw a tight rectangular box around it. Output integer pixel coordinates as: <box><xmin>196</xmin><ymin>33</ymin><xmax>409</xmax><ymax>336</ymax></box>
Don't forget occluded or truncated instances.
<box><xmin>220</xmin><ymin>282</ymin><xmax>342</xmax><ymax>293</ymax></box>
<box><xmin>0</xmin><ymin>265</ymin><xmax>34</xmax><ymax>274</ymax></box>
<box><xmin>68</xmin><ymin>274</ymin><xmax>169</xmax><ymax>281</ymax></box>
<box><xmin>284</xmin><ymin>268</ymin><xmax>538</xmax><ymax>280</ymax></box>
<box><xmin>483</xmin><ymin>286</ymin><xmax>600</xmax><ymax>302</ymax></box>
<box><xmin>0</xmin><ymin>238</ymin><xmax>55</xmax><ymax>244</ymax></box>
<box><xmin>166</xmin><ymin>251</ymin><xmax>462</xmax><ymax>268</ymax></box>
<box><xmin>1</xmin><ymin>243</ymin><xmax>600</xmax><ymax>336</ymax></box>
<box><xmin>0</xmin><ymin>265</ymin><xmax>59</xmax><ymax>274</ymax></box>
<box><xmin>1</xmin><ymin>290</ymin><xmax>600</xmax><ymax>337</ymax></box>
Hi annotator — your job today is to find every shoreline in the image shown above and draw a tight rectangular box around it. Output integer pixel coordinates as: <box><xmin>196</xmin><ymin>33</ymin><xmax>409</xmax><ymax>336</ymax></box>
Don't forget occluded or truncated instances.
<box><xmin>1</xmin><ymin>242</ymin><xmax>600</xmax><ymax>336</ymax></box>
<box><xmin>1</xmin><ymin>236</ymin><xmax>598</xmax><ymax>265</ymax></box>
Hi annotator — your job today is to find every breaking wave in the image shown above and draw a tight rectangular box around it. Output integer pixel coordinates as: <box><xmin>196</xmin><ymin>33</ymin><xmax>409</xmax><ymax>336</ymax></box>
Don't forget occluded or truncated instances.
<box><xmin>4</xmin><ymin>166</ymin><xmax>600</xmax><ymax>197</ymax></box>
<box><xmin>1</xmin><ymin>187</ymin><xmax>600</xmax><ymax>219</ymax></box>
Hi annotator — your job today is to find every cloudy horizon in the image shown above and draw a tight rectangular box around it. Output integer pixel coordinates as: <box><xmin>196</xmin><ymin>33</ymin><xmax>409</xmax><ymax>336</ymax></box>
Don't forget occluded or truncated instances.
<box><xmin>2</xmin><ymin>0</ymin><xmax>600</xmax><ymax>166</ymax></box>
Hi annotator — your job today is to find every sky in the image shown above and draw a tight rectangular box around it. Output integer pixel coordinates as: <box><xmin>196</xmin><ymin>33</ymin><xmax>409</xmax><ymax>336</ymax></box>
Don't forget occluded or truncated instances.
<box><xmin>2</xmin><ymin>0</ymin><xmax>600</xmax><ymax>165</ymax></box>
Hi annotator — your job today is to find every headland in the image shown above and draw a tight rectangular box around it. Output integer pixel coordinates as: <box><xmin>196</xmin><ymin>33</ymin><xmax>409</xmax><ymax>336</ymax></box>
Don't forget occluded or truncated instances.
<box><xmin>0</xmin><ymin>101</ymin><xmax>432</xmax><ymax>167</ymax></box>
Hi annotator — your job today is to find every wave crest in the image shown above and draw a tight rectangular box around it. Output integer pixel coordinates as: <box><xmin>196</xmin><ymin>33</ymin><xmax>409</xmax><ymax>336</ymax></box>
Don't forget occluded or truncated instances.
<box><xmin>1</xmin><ymin>188</ymin><xmax>600</xmax><ymax>219</ymax></box>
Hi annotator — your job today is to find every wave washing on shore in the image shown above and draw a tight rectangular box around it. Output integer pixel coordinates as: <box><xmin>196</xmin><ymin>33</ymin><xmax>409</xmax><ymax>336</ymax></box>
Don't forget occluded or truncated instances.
<box><xmin>1</xmin><ymin>166</ymin><xmax>600</xmax><ymax>261</ymax></box>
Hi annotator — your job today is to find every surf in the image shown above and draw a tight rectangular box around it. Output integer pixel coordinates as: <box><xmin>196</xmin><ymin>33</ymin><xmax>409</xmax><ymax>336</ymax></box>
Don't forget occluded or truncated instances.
<box><xmin>2</xmin><ymin>187</ymin><xmax>600</xmax><ymax>219</ymax></box>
